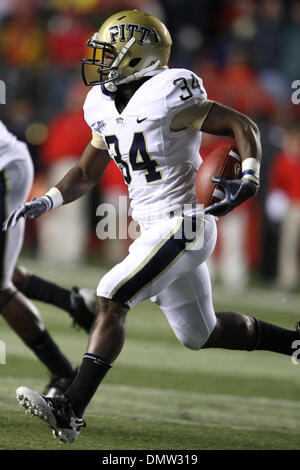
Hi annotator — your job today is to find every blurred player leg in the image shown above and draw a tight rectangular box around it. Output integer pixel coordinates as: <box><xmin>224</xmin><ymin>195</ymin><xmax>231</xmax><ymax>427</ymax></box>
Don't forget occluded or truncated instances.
<box><xmin>0</xmin><ymin>153</ymin><xmax>76</xmax><ymax>395</ymax></box>
<box><xmin>13</xmin><ymin>265</ymin><xmax>96</xmax><ymax>333</ymax></box>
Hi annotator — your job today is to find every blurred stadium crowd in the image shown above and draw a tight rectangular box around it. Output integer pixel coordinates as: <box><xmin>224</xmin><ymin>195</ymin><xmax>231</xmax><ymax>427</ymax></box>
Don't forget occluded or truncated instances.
<box><xmin>0</xmin><ymin>0</ymin><xmax>300</xmax><ymax>291</ymax></box>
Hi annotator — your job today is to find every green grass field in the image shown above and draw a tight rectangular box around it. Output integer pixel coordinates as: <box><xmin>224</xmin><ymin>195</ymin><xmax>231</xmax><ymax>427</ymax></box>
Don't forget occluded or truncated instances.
<box><xmin>1</xmin><ymin>258</ymin><xmax>300</xmax><ymax>450</ymax></box>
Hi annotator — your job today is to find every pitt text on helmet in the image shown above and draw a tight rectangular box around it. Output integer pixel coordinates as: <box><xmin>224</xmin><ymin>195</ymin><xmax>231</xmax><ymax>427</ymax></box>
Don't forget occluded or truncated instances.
<box><xmin>109</xmin><ymin>23</ymin><xmax>158</xmax><ymax>45</ymax></box>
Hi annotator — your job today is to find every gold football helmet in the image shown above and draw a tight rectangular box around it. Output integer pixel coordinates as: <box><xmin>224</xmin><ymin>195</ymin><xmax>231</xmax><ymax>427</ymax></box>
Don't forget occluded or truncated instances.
<box><xmin>81</xmin><ymin>9</ymin><xmax>172</xmax><ymax>91</ymax></box>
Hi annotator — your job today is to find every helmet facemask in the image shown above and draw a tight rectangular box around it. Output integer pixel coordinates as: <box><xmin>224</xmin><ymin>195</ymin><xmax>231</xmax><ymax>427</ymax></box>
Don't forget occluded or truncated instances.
<box><xmin>81</xmin><ymin>33</ymin><xmax>119</xmax><ymax>89</ymax></box>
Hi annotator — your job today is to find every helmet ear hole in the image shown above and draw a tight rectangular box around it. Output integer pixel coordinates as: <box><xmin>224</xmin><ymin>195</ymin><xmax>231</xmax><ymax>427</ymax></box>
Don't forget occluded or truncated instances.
<box><xmin>129</xmin><ymin>58</ymin><xmax>141</xmax><ymax>68</ymax></box>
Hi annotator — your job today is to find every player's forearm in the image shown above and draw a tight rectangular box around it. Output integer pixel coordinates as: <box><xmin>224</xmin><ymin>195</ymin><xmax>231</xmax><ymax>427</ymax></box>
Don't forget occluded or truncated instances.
<box><xmin>201</xmin><ymin>102</ymin><xmax>262</xmax><ymax>184</ymax></box>
<box><xmin>229</xmin><ymin>116</ymin><xmax>261</xmax><ymax>185</ymax></box>
<box><xmin>230</xmin><ymin>115</ymin><xmax>261</xmax><ymax>163</ymax></box>
<box><xmin>55</xmin><ymin>164</ymin><xmax>96</xmax><ymax>205</ymax></box>
<box><xmin>47</xmin><ymin>143</ymin><xmax>111</xmax><ymax>206</ymax></box>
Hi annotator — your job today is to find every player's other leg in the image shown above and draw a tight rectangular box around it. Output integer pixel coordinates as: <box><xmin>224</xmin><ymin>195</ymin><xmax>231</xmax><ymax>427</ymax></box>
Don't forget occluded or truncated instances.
<box><xmin>154</xmin><ymin>261</ymin><xmax>300</xmax><ymax>357</ymax></box>
<box><xmin>13</xmin><ymin>265</ymin><xmax>97</xmax><ymax>333</ymax></box>
<box><xmin>202</xmin><ymin>311</ymin><xmax>300</xmax><ymax>356</ymax></box>
<box><xmin>0</xmin><ymin>288</ymin><xmax>77</xmax><ymax>391</ymax></box>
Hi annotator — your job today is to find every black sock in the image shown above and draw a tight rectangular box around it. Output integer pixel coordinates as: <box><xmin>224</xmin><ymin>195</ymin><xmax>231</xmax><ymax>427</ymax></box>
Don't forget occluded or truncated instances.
<box><xmin>254</xmin><ymin>318</ymin><xmax>299</xmax><ymax>356</ymax></box>
<box><xmin>65</xmin><ymin>353</ymin><xmax>111</xmax><ymax>418</ymax></box>
<box><xmin>24</xmin><ymin>275</ymin><xmax>72</xmax><ymax>313</ymax></box>
<box><xmin>27</xmin><ymin>330</ymin><xmax>75</xmax><ymax>377</ymax></box>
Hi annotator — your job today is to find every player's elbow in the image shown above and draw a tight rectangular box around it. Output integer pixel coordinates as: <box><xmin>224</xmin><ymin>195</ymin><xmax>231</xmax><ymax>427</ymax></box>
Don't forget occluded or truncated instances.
<box><xmin>247</xmin><ymin>118</ymin><xmax>260</xmax><ymax>140</ymax></box>
<box><xmin>231</xmin><ymin>114</ymin><xmax>261</xmax><ymax>155</ymax></box>
<box><xmin>233</xmin><ymin>114</ymin><xmax>260</xmax><ymax>139</ymax></box>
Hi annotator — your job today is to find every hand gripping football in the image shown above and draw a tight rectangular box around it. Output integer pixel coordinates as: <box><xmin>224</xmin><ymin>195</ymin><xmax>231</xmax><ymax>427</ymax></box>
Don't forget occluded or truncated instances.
<box><xmin>195</xmin><ymin>145</ymin><xmax>242</xmax><ymax>208</ymax></box>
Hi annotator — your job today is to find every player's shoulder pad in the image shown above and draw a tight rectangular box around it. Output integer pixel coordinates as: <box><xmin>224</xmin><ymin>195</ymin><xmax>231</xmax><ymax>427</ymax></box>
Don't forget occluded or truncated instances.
<box><xmin>165</xmin><ymin>68</ymin><xmax>207</xmax><ymax>114</ymax></box>
<box><xmin>83</xmin><ymin>86</ymin><xmax>111</xmax><ymax>128</ymax></box>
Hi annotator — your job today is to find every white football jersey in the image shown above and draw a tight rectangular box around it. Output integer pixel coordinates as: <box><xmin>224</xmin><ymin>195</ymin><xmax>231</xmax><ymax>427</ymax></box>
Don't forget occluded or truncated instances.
<box><xmin>0</xmin><ymin>120</ymin><xmax>30</xmax><ymax>171</ymax></box>
<box><xmin>84</xmin><ymin>68</ymin><xmax>207</xmax><ymax>223</ymax></box>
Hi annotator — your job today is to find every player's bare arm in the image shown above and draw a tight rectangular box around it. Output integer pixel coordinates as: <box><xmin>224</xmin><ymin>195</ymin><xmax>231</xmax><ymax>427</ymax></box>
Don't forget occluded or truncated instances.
<box><xmin>171</xmin><ymin>100</ymin><xmax>261</xmax><ymax>166</ymax></box>
<box><xmin>171</xmin><ymin>100</ymin><xmax>262</xmax><ymax>216</ymax></box>
<box><xmin>202</xmin><ymin>103</ymin><xmax>261</xmax><ymax>215</ymax></box>
<box><xmin>200</xmin><ymin>101</ymin><xmax>262</xmax><ymax>164</ymax></box>
<box><xmin>55</xmin><ymin>142</ymin><xmax>110</xmax><ymax>204</ymax></box>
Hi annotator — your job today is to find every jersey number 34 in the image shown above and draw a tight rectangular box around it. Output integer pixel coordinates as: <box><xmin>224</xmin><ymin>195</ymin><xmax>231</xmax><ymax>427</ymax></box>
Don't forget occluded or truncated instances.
<box><xmin>105</xmin><ymin>132</ymin><xmax>162</xmax><ymax>185</ymax></box>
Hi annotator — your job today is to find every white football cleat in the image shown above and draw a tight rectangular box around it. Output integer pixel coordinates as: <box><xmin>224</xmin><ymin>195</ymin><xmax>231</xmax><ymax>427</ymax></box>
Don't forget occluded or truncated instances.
<box><xmin>16</xmin><ymin>386</ymin><xmax>85</xmax><ymax>443</ymax></box>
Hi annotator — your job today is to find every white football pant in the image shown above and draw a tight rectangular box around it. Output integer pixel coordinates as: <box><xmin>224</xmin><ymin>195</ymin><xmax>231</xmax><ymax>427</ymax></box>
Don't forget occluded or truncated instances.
<box><xmin>97</xmin><ymin>213</ymin><xmax>217</xmax><ymax>349</ymax></box>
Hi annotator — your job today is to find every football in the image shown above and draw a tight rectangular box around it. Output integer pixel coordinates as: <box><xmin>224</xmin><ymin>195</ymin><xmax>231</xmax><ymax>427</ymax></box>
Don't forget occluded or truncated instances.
<box><xmin>195</xmin><ymin>145</ymin><xmax>242</xmax><ymax>208</ymax></box>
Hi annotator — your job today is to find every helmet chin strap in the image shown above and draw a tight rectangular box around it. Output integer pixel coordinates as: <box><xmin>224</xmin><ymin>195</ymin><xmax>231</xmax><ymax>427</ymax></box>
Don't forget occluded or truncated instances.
<box><xmin>104</xmin><ymin>36</ymin><xmax>164</xmax><ymax>92</ymax></box>
<box><xmin>116</xmin><ymin>59</ymin><xmax>161</xmax><ymax>85</ymax></box>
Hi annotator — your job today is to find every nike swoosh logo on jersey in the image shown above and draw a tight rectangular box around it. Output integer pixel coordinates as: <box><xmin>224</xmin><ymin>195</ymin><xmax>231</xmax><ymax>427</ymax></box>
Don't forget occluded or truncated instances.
<box><xmin>136</xmin><ymin>117</ymin><xmax>147</xmax><ymax>123</ymax></box>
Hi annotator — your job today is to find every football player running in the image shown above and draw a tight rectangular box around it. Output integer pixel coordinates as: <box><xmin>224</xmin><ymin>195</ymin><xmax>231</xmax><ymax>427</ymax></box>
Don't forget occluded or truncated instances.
<box><xmin>5</xmin><ymin>10</ymin><xmax>300</xmax><ymax>443</ymax></box>
<box><xmin>0</xmin><ymin>120</ymin><xmax>97</xmax><ymax>397</ymax></box>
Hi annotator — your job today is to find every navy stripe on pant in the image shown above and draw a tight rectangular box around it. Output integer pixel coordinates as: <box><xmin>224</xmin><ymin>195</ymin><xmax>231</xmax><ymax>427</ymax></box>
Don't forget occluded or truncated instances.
<box><xmin>111</xmin><ymin>216</ymin><xmax>198</xmax><ymax>305</ymax></box>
